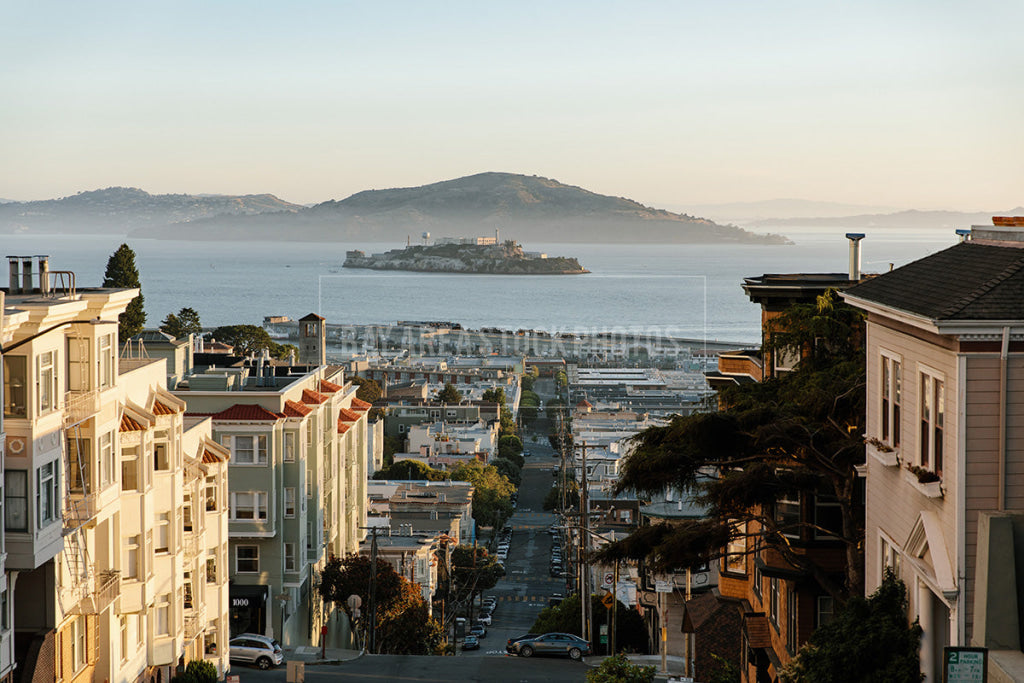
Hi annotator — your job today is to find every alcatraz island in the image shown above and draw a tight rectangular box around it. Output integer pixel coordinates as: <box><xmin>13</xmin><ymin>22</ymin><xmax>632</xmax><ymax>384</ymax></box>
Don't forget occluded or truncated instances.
<box><xmin>343</xmin><ymin>232</ymin><xmax>589</xmax><ymax>275</ymax></box>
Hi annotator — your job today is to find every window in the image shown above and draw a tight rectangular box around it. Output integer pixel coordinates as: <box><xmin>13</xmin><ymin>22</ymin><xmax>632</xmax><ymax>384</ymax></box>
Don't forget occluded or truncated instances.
<box><xmin>184</xmin><ymin>572</ymin><xmax>194</xmax><ymax>609</ymax></box>
<box><xmin>206</xmin><ymin>550</ymin><xmax>217</xmax><ymax>583</ymax></box>
<box><xmin>306</xmin><ymin>468</ymin><xmax>313</xmax><ymax>498</ymax></box>
<box><xmin>787</xmin><ymin>588</ymin><xmax>798</xmax><ymax>653</ymax></box>
<box><xmin>752</xmin><ymin>539</ymin><xmax>763</xmax><ymax>600</ymax></box>
<box><xmin>124</xmin><ymin>535</ymin><xmax>141</xmax><ymax>580</ymax></box>
<box><xmin>769</xmin><ymin>578</ymin><xmax>781</xmax><ymax>627</ymax></box>
<box><xmin>154</xmin><ymin>441</ymin><xmax>170</xmax><ymax>471</ymax></box>
<box><xmin>2</xmin><ymin>355</ymin><xmax>27</xmax><ymax>418</ymax></box>
<box><xmin>71</xmin><ymin>616</ymin><xmax>87</xmax><ymax>672</ymax></box>
<box><xmin>37</xmin><ymin>351</ymin><xmax>57</xmax><ymax>414</ymax></box>
<box><xmin>724</xmin><ymin>520</ymin><xmax>746</xmax><ymax>574</ymax></box>
<box><xmin>68</xmin><ymin>437</ymin><xmax>90</xmax><ymax>493</ymax></box>
<box><xmin>284</xmin><ymin>431</ymin><xmax>296</xmax><ymax>462</ymax></box>
<box><xmin>284</xmin><ymin>487</ymin><xmax>296</xmax><ymax>518</ymax></box>
<box><xmin>817</xmin><ymin>595</ymin><xmax>835</xmax><ymax>627</ymax></box>
<box><xmin>813</xmin><ymin>494</ymin><xmax>843</xmax><ymax>540</ymax></box>
<box><xmin>231</xmin><ymin>492</ymin><xmax>268</xmax><ymax>521</ymax></box>
<box><xmin>232</xmin><ymin>435</ymin><xmax>268</xmax><ymax>465</ymax></box>
<box><xmin>0</xmin><ymin>588</ymin><xmax>8</xmax><ymax>631</ymax></box>
<box><xmin>99</xmin><ymin>432</ymin><xmax>114</xmax><ymax>488</ymax></box>
<box><xmin>121</xmin><ymin>445</ymin><xmax>140</xmax><ymax>492</ymax></box>
<box><xmin>775</xmin><ymin>495</ymin><xmax>801</xmax><ymax>538</ymax></box>
<box><xmin>284</xmin><ymin>543</ymin><xmax>297</xmax><ymax>572</ymax></box>
<box><xmin>920</xmin><ymin>371</ymin><xmax>945</xmax><ymax>476</ymax></box>
<box><xmin>98</xmin><ymin>334</ymin><xmax>114</xmax><ymax>389</ymax></box>
<box><xmin>398</xmin><ymin>424</ymin><xmax>406</xmax><ymax>433</ymax></box>
<box><xmin>183</xmin><ymin>504</ymin><xmax>193</xmax><ymax>532</ymax></box>
<box><xmin>205</xmin><ymin>476</ymin><xmax>218</xmax><ymax>511</ymax></box>
<box><xmin>236</xmin><ymin>545</ymin><xmax>259</xmax><ymax>573</ymax></box>
<box><xmin>155</xmin><ymin>593</ymin><xmax>170</xmax><ymax>636</ymax></box>
<box><xmin>156</xmin><ymin>513</ymin><xmax>170</xmax><ymax>553</ymax></box>
<box><xmin>880</xmin><ymin>536</ymin><xmax>902</xmax><ymax>579</ymax></box>
<box><xmin>37</xmin><ymin>461</ymin><xmax>58</xmax><ymax>527</ymax></box>
<box><xmin>5</xmin><ymin>471</ymin><xmax>28</xmax><ymax>532</ymax></box>
<box><xmin>880</xmin><ymin>354</ymin><xmax>902</xmax><ymax>448</ymax></box>
<box><xmin>120</xmin><ymin>615</ymin><xmax>128</xmax><ymax>662</ymax></box>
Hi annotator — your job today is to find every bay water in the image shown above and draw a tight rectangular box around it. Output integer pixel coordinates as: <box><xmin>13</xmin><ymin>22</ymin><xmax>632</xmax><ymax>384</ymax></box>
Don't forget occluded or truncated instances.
<box><xmin>2</xmin><ymin>227</ymin><xmax>958</xmax><ymax>345</ymax></box>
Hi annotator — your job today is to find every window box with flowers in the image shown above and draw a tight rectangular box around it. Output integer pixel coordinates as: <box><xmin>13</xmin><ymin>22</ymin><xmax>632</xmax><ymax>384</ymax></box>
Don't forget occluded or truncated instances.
<box><xmin>865</xmin><ymin>436</ymin><xmax>900</xmax><ymax>468</ymax></box>
<box><xmin>904</xmin><ymin>464</ymin><xmax>943</xmax><ymax>498</ymax></box>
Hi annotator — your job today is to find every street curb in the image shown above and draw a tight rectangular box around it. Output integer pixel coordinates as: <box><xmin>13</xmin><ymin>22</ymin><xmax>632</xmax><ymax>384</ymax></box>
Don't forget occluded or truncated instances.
<box><xmin>301</xmin><ymin>649</ymin><xmax>367</xmax><ymax>666</ymax></box>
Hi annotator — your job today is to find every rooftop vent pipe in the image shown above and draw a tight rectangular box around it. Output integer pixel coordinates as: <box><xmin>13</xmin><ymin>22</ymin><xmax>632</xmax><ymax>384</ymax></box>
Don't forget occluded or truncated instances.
<box><xmin>956</xmin><ymin>228</ymin><xmax>972</xmax><ymax>242</ymax></box>
<box><xmin>37</xmin><ymin>255</ymin><xmax>50</xmax><ymax>295</ymax></box>
<box><xmin>7</xmin><ymin>256</ymin><xmax>20</xmax><ymax>294</ymax></box>
<box><xmin>846</xmin><ymin>233</ymin><xmax>865</xmax><ymax>281</ymax></box>
<box><xmin>21</xmin><ymin>257</ymin><xmax>33</xmax><ymax>293</ymax></box>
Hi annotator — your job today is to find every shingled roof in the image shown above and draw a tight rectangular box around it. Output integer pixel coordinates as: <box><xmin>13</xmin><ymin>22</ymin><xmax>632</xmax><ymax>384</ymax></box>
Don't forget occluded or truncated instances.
<box><xmin>843</xmin><ymin>241</ymin><xmax>1024</xmax><ymax>321</ymax></box>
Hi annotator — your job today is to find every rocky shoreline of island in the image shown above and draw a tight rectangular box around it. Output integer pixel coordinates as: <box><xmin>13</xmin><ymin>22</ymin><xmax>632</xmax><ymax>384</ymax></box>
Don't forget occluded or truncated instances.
<box><xmin>343</xmin><ymin>239</ymin><xmax>589</xmax><ymax>275</ymax></box>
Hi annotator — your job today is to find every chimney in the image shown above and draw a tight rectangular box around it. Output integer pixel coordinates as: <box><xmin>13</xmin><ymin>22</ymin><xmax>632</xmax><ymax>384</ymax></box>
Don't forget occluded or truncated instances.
<box><xmin>7</xmin><ymin>256</ymin><xmax>20</xmax><ymax>294</ymax></box>
<box><xmin>21</xmin><ymin>257</ymin><xmax>33</xmax><ymax>293</ymax></box>
<box><xmin>956</xmin><ymin>228</ymin><xmax>972</xmax><ymax>243</ymax></box>
<box><xmin>37</xmin><ymin>255</ymin><xmax>49</xmax><ymax>295</ymax></box>
<box><xmin>845</xmin><ymin>233</ymin><xmax>865</xmax><ymax>281</ymax></box>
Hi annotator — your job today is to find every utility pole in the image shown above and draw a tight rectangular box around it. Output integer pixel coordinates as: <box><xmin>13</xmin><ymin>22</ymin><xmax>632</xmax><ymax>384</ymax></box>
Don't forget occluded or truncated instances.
<box><xmin>366</xmin><ymin>527</ymin><xmax>381</xmax><ymax>654</ymax></box>
<box><xmin>610</xmin><ymin>561</ymin><xmax>618</xmax><ymax>655</ymax></box>
<box><xmin>579</xmin><ymin>441</ymin><xmax>591</xmax><ymax>644</ymax></box>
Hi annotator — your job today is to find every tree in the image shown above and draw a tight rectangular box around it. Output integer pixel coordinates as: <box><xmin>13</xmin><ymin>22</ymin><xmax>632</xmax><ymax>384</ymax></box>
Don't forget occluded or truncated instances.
<box><xmin>521</xmin><ymin>374</ymin><xmax>536</xmax><ymax>392</ymax></box>
<box><xmin>351</xmin><ymin>376</ymin><xmax>383</xmax><ymax>403</ymax></box>
<box><xmin>781</xmin><ymin>570</ymin><xmax>922</xmax><ymax>683</ymax></box>
<box><xmin>320</xmin><ymin>554</ymin><xmax>443</xmax><ymax>655</ymax></box>
<box><xmin>160</xmin><ymin>307</ymin><xmax>202</xmax><ymax>339</ymax></box>
<box><xmin>373</xmin><ymin>459</ymin><xmax>446</xmax><ymax>481</ymax></box>
<box><xmin>450</xmin><ymin>460</ymin><xmax>515</xmax><ymax>528</ymax></box>
<box><xmin>103</xmin><ymin>243</ymin><xmax>145</xmax><ymax>340</ymax></box>
<box><xmin>171</xmin><ymin>660</ymin><xmax>218</xmax><ymax>683</ymax></box>
<box><xmin>491</xmin><ymin>457</ymin><xmax>522</xmax><ymax>486</ymax></box>
<box><xmin>381</xmin><ymin>435</ymin><xmax>404</xmax><ymax>468</ymax></box>
<box><xmin>437</xmin><ymin>383</ymin><xmax>463</xmax><ymax>404</ymax></box>
<box><xmin>587</xmin><ymin>654</ymin><xmax>656</xmax><ymax>683</ymax></box>
<box><xmin>531</xmin><ymin>594</ymin><xmax>648</xmax><ymax>654</ymax></box>
<box><xmin>210</xmin><ymin>324</ymin><xmax>294</xmax><ymax>359</ymax></box>
<box><xmin>449</xmin><ymin>545</ymin><xmax>504</xmax><ymax>604</ymax></box>
<box><xmin>599</xmin><ymin>292</ymin><xmax>867</xmax><ymax>601</ymax></box>
<box><xmin>481</xmin><ymin>387</ymin><xmax>506</xmax><ymax>405</ymax></box>
<box><xmin>498</xmin><ymin>434</ymin><xmax>524</xmax><ymax>465</ymax></box>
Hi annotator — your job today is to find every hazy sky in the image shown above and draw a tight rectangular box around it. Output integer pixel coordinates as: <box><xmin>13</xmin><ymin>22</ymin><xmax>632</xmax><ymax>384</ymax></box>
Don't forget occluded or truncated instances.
<box><xmin>3</xmin><ymin>1</ymin><xmax>1022</xmax><ymax>210</ymax></box>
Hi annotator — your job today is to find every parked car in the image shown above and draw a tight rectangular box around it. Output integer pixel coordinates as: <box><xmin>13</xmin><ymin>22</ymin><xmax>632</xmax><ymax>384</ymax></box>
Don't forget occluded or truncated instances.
<box><xmin>229</xmin><ymin>634</ymin><xmax>284</xmax><ymax>669</ymax></box>
<box><xmin>506</xmin><ymin>633</ymin><xmax>541</xmax><ymax>653</ymax></box>
<box><xmin>462</xmin><ymin>635</ymin><xmax>480</xmax><ymax>651</ymax></box>
<box><xmin>477</xmin><ymin>613</ymin><xmax>492</xmax><ymax>626</ymax></box>
<box><xmin>523</xmin><ymin>450</ymin><xmax>532</xmax><ymax>457</ymax></box>
<box><xmin>470</xmin><ymin>624</ymin><xmax>487</xmax><ymax>639</ymax></box>
<box><xmin>508</xmin><ymin>632</ymin><xmax>591</xmax><ymax>660</ymax></box>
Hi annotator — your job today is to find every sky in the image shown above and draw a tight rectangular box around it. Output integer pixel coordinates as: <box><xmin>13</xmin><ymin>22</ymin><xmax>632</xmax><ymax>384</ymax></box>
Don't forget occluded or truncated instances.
<box><xmin>2</xmin><ymin>1</ymin><xmax>1022</xmax><ymax>211</ymax></box>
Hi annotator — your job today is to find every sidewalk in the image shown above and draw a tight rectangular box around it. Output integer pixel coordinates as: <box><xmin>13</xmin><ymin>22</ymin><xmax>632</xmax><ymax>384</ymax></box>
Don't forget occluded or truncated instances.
<box><xmin>283</xmin><ymin>645</ymin><xmax>365</xmax><ymax>665</ymax></box>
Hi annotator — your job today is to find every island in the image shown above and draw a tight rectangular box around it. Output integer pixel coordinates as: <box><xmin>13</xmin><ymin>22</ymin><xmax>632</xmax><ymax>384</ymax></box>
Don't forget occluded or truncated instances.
<box><xmin>343</xmin><ymin>236</ymin><xmax>589</xmax><ymax>275</ymax></box>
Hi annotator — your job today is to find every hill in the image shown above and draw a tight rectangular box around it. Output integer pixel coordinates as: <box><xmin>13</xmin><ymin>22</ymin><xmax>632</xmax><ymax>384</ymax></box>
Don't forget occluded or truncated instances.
<box><xmin>0</xmin><ymin>187</ymin><xmax>302</xmax><ymax>234</ymax></box>
<box><xmin>128</xmin><ymin>173</ymin><xmax>789</xmax><ymax>244</ymax></box>
<box><xmin>750</xmin><ymin>207</ymin><xmax>1024</xmax><ymax>230</ymax></box>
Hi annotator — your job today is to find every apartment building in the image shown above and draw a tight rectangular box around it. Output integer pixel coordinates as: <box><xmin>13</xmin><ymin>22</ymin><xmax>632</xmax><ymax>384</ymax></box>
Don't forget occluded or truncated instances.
<box><xmin>2</xmin><ymin>257</ymin><xmax>230</xmax><ymax>683</ymax></box>
<box><xmin>174</xmin><ymin>326</ymin><xmax>370</xmax><ymax>649</ymax></box>
<box><xmin>842</xmin><ymin>220</ymin><xmax>1024</xmax><ymax>681</ymax></box>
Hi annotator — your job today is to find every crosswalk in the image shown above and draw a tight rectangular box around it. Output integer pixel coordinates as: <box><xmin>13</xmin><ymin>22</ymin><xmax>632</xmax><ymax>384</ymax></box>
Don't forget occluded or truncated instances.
<box><xmin>493</xmin><ymin>595</ymin><xmax>553</xmax><ymax>603</ymax></box>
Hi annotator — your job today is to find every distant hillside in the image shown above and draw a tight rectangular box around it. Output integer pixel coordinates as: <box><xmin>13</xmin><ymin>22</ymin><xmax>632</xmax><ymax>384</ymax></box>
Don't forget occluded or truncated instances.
<box><xmin>129</xmin><ymin>172</ymin><xmax>789</xmax><ymax>244</ymax></box>
<box><xmin>0</xmin><ymin>187</ymin><xmax>302</xmax><ymax>234</ymax></box>
<box><xmin>682</xmin><ymin>198</ymin><xmax>903</xmax><ymax>224</ymax></box>
<box><xmin>751</xmin><ymin>207</ymin><xmax>1024</xmax><ymax>230</ymax></box>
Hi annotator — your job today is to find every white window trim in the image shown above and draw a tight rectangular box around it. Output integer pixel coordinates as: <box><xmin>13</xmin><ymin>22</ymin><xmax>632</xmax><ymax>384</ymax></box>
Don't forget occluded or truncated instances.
<box><xmin>284</xmin><ymin>487</ymin><xmax>296</xmax><ymax>518</ymax></box>
<box><xmin>236</xmin><ymin>545</ymin><xmax>259</xmax><ymax>573</ymax></box>
<box><xmin>230</xmin><ymin>491</ymin><xmax>269</xmax><ymax>521</ymax></box>
<box><xmin>917</xmin><ymin>363</ymin><xmax>946</xmax><ymax>474</ymax></box>
<box><xmin>879</xmin><ymin>349</ymin><xmax>902</xmax><ymax>450</ymax></box>
<box><xmin>229</xmin><ymin>434</ymin><xmax>269</xmax><ymax>466</ymax></box>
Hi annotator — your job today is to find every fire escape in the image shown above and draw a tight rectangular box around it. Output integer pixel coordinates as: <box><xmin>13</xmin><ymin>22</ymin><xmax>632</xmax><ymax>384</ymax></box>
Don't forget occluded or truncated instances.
<box><xmin>182</xmin><ymin>457</ymin><xmax>206</xmax><ymax>642</ymax></box>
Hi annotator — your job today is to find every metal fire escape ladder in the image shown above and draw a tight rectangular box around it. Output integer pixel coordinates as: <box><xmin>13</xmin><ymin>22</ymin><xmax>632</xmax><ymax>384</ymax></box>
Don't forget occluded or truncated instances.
<box><xmin>60</xmin><ymin>422</ymin><xmax>95</xmax><ymax>614</ymax></box>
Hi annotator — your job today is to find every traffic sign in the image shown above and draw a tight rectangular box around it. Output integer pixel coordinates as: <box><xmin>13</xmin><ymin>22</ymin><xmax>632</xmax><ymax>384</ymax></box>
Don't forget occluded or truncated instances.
<box><xmin>603</xmin><ymin>572</ymin><xmax>614</xmax><ymax>586</ymax></box>
<box><xmin>601</xmin><ymin>592</ymin><xmax>615</xmax><ymax>608</ymax></box>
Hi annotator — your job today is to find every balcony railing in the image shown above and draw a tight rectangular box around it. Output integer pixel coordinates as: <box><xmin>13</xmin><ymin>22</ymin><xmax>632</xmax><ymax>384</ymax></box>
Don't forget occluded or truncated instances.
<box><xmin>63</xmin><ymin>389</ymin><xmax>99</xmax><ymax>427</ymax></box>
<box><xmin>184</xmin><ymin>607</ymin><xmax>206</xmax><ymax>640</ymax></box>
<box><xmin>64</xmin><ymin>494</ymin><xmax>99</xmax><ymax>530</ymax></box>
<box><xmin>95</xmin><ymin>570</ymin><xmax>121</xmax><ymax>612</ymax></box>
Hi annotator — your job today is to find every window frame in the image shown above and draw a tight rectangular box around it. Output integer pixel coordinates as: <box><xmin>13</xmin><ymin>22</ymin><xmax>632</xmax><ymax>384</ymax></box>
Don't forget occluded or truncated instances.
<box><xmin>4</xmin><ymin>470</ymin><xmax>28</xmax><ymax>533</ymax></box>
<box><xmin>284</xmin><ymin>431</ymin><xmax>296</xmax><ymax>462</ymax></box>
<box><xmin>37</xmin><ymin>350</ymin><xmax>58</xmax><ymax>415</ymax></box>
<box><xmin>36</xmin><ymin>461</ymin><xmax>58</xmax><ymax>528</ymax></box>
<box><xmin>918</xmin><ymin>367</ymin><xmax>945</xmax><ymax>477</ymax></box>
<box><xmin>284</xmin><ymin>542</ymin><xmax>297</xmax><ymax>572</ymax></box>
<box><xmin>284</xmin><ymin>487</ymin><xmax>296</xmax><ymax>518</ymax></box>
<box><xmin>880</xmin><ymin>351</ymin><xmax>902</xmax><ymax>449</ymax></box>
<box><xmin>230</xmin><ymin>491</ymin><xmax>269</xmax><ymax>521</ymax></box>
<box><xmin>231</xmin><ymin>434</ymin><xmax>269</xmax><ymax>466</ymax></box>
<box><xmin>722</xmin><ymin>519</ymin><xmax>747</xmax><ymax>576</ymax></box>
<box><xmin>236</xmin><ymin>545</ymin><xmax>259</xmax><ymax>573</ymax></box>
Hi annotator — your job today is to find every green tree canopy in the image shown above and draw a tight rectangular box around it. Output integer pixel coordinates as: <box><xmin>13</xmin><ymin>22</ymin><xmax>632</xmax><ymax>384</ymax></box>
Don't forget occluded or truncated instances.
<box><xmin>450</xmin><ymin>460</ymin><xmax>515</xmax><ymax>528</ymax></box>
<box><xmin>351</xmin><ymin>376</ymin><xmax>383</xmax><ymax>403</ymax></box>
<box><xmin>521</xmin><ymin>374</ymin><xmax>536</xmax><ymax>392</ymax></box>
<box><xmin>160</xmin><ymin>307</ymin><xmax>202</xmax><ymax>339</ymax></box>
<box><xmin>481</xmin><ymin>387</ymin><xmax>506</xmax><ymax>405</ymax></box>
<box><xmin>320</xmin><ymin>554</ymin><xmax>442</xmax><ymax>655</ymax></box>
<box><xmin>437</xmin><ymin>383</ymin><xmax>463</xmax><ymax>404</ymax></box>
<box><xmin>210</xmin><ymin>324</ymin><xmax>294</xmax><ymax>359</ymax></box>
<box><xmin>449</xmin><ymin>545</ymin><xmax>504</xmax><ymax>601</ymax></box>
<box><xmin>373</xmin><ymin>459</ymin><xmax>446</xmax><ymax>481</ymax></box>
<box><xmin>491</xmin><ymin>457</ymin><xmax>522</xmax><ymax>486</ymax></box>
<box><xmin>781</xmin><ymin>570</ymin><xmax>922</xmax><ymax>683</ymax></box>
<box><xmin>598</xmin><ymin>292</ymin><xmax>867</xmax><ymax>601</ymax></box>
<box><xmin>103</xmin><ymin>243</ymin><xmax>146</xmax><ymax>341</ymax></box>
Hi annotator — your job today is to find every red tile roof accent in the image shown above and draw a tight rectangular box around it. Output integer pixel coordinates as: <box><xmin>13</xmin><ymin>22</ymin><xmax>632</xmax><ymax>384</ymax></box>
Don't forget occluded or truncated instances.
<box><xmin>351</xmin><ymin>397</ymin><xmax>372</xmax><ymax>410</ymax></box>
<box><xmin>152</xmin><ymin>400</ymin><xmax>177</xmax><ymax>415</ymax></box>
<box><xmin>338</xmin><ymin>408</ymin><xmax>362</xmax><ymax>422</ymax></box>
<box><xmin>212</xmin><ymin>404</ymin><xmax>284</xmax><ymax>421</ymax></box>
<box><xmin>337</xmin><ymin>421</ymin><xmax>351</xmax><ymax>434</ymax></box>
<box><xmin>283</xmin><ymin>399</ymin><xmax>313</xmax><ymax>417</ymax></box>
<box><xmin>302</xmin><ymin>388</ymin><xmax>329</xmax><ymax>405</ymax></box>
<box><xmin>577</xmin><ymin>399</ymin><xmax>593</xmax><ymax>408</ymax></box>
<box><xmin>319</xmin><ymin>379</ymin><xmax>344</xmax><ymax>393</ymax></box>
<box><xmin>202</xmin><ymin>447</ymin><xmax>223</xmax><ymax>463</ymax></box>
<box><xmin>120</xmin><ymin>414</ymin><xmax>146</xmax><ymax>432</ymax></box>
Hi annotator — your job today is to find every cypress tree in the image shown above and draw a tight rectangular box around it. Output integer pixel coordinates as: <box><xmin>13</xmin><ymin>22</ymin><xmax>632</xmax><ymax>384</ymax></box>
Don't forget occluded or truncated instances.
<box><xmin>103</xmin><ymin>243</ymin><xmax>146</xmax><ymax>341</ymax></box>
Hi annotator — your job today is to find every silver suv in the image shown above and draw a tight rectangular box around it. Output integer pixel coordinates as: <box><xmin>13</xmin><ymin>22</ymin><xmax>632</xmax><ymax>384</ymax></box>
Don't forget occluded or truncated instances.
<box><xmin>229</xmin><ymin>633</ymin><xmax>284</xmax><ymax>669</ymax></box>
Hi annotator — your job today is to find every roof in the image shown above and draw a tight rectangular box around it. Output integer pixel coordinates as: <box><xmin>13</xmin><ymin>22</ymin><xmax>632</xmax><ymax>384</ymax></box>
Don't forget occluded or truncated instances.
<box><xmin>302</xmin><ymin>388</ymin><xmax>329</xmax><ymax>405</ymax></box>
<box><xmin>319</xmin><ymin>379</ymin><xmax>344</xmax><ymax>393</ymax></box>
<box><xmin>192</xmin><ymin>404</ymin><xmax>284</xmax><ymax>421</ymax></box>
<box><xmin>338</xmin><ymin>407</ymin><xmax>362</xmax><ymax>422</ymax></box>
<box><xmin>201</xmin><ymin>438</ymin><xmax>231</xmax><ymax>463</ymax></box>
<box><xmin>351</xmin><ymin>397</ymin><xmax>372</xmax><ymax>410</ymax></box>
<box><xmin>844</xmin><ymin>241</ymin><xmax>1024</xmax><ymax>321</ymax></box>
<box><xmin>337</xmin><ymin>422</ymin><xmax>351</xmax><ymax>434</ymax></box>
<box><xmin>283</xmin><ymin>399</ymin><xmax>313</xmax><ymax>417</ymax></box>
<box><xmin>299</xmin><ymin>313</ymin><xmax>325</xmax><ymax>322</ymax></box>
<box><xmin>744</xmin><ymin>614</ymin><xmax>772</xmax><ymax>648</ymax></box>
<box><xmin>577</xmin><ymin>399</ymin><xmax>593</xmax><ymax>408</ymax></box>
<box><xmin>120</xmin><ymin>413</ymin><xmax>147</xmax><ymax>432</ymax></box>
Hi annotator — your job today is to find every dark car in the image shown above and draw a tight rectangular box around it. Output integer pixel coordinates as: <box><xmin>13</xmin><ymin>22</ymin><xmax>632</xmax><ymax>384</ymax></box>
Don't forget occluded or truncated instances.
<box><xmin>506</xmin><ymin>633</ymin><xmax>541</xmax><ymax>654</ymax></box>
<box><xmin>462</xmin><ymin>635</ymin><xmax>480</xmax><ymax>650</ymax></box>
<box><xmin>470</xmin><ymin>624</ymin><xmax>487</xmax><ymax>639</ymax></box>
<box><xmin>508</xmin><ymin>632</ymin><xmax>591</xmax><ymax>660</ymax></box>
